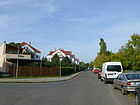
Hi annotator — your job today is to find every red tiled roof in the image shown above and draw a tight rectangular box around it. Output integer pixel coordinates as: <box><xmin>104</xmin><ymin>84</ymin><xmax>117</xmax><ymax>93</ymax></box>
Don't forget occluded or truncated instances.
<box><xmin>60</xmin><ymin>49</ymin><xmax>71</xmax><ymax>55</ymax></box>
<box><xmin>48</xmin><ymin>51</ymin><xmax>56</xmax><ymax>55</ymax></box>
<box><xmin>48</xmin><ymin>49</ymin><xmax>71</xmax><ymax>55</ymax></box>
<box><xmin>20</xmin><ymin>42</ymin><xmax>41</xmax><ymax>53</ymax></box>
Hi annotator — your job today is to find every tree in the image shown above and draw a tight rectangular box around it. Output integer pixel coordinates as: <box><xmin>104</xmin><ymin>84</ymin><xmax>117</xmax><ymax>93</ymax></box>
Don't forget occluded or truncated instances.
<box><xmin>93</xmin><ymin>54</ymin><xmax>108</xmax><ymax>68</ymax></box>
<box><xmin>99</xmin><ymin>38</ymin><xmax>107</xmax><ymax>55</ymax></box>
<box><xmin>8</xmin><ymin>42</ymin><xmax>20</xmax><ymax>48</ymax></box>
<box><xmin>51</xmin><ymin>54</ymin><xmax>60</xmax><ymax>66</ymax></box>
<box><xmin>61</xmin><ymin>56</ymin><xmax>71</xmax><ymax>67</ymax></box>
<box><xmin>117</xmin><ymin>33</ymin><xmax>140</xmax><ymax>70</ymax></box>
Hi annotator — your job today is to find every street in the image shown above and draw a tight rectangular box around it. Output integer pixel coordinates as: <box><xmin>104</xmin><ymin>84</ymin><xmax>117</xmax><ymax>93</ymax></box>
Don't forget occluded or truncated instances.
<box><xmin>0</xmin><ymin>70</ymin><xmax>134</xmax><ymax>105</ymax></box>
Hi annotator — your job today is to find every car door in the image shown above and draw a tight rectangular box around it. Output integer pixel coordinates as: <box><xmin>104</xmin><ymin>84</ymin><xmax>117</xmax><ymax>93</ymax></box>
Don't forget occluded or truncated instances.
<box><xmin>121</xmin><ymin>75</ymin><xmax>127</xmax><ymax>87</ymax></box>
<box><xmin>117</xmin><ymin>74</ymin><xmax>125</xmax><ymax>89</ymax></box>
<box><xmin>114</xmin><ymin>74</ymin><xmax>122</xmax><ymax>89</ymax></box>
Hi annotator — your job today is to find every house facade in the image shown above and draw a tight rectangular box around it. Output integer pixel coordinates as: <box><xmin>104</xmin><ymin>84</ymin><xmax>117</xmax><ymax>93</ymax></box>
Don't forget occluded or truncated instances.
<box><xmin>20</xmin><ymin>42</ymin><xmax>41</xmax><ymax>60</ymax></box>
<box><xmin>47</xmin><ymin>49</ymin><xmax>79</xmax><ymax>64</ymax></box>
<box><xmin>0</xmin><ymin>41</ymin><xmax>41</xmax><ymax>73</ymax></box>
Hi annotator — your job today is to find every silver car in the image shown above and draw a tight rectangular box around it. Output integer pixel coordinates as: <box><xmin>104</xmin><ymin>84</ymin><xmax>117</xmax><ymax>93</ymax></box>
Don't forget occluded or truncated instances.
<box><xmin>113</xmin><ymin>73</ymin><xmax>140</xmax><ymax>95</ymax></box>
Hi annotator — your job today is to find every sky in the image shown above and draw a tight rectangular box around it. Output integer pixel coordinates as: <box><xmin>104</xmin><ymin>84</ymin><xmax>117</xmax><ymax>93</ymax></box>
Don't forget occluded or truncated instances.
<box><xmin>0</xmin><ymin>0</ymin><xmax>140</xmax><ymax>63</ymax></box>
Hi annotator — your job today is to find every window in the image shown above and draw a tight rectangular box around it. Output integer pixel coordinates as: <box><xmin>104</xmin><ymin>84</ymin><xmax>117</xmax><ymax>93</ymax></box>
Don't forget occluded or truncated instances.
<box><xmin>126</xmin><ymin>74</ymin><xmax>140</xmax><ymax>80</ymax></box>
<box><xmin>121</xmin><ymin>75</ymin><xmax>126</xmax><ymax>81</ymax></box>
<box><xmin>107</xmin><ymin>65</ymin><xmax>121</xmax><ymax>72</ymax></box>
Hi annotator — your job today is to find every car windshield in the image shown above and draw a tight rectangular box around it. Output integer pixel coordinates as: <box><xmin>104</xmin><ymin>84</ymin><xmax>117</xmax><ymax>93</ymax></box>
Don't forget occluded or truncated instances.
<box><xmin>126</xmin><ymin>74</ymin><xmax>140</xmax><ymax>80</ymax></box>
<box><xmin>107</xmin><ymin>65</ymin><xmax>121</xmax><ymax>72</ymax></box>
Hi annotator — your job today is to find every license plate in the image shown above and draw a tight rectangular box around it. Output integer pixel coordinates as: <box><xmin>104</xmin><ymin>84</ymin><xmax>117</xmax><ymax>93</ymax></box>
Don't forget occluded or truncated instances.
<box><xmin>108</xmin><ymin>73</ymin><xmax>113</xmax><ymax>75</ymax></box>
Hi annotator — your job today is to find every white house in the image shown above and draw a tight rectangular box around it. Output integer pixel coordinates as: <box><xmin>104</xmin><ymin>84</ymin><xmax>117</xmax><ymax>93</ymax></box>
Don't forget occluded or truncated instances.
<box><xmin>47</xmin><ymin>49</ymin><xmax>72</xmax><ymax>61</ymax></box>
<box><xmin>20</xmin><ymin>42</ymin><xmax>41</xmax><ymax>60</ymax></box>
<box><xmin>47</xmin><ymin>49</ymin><xmax>80</xmax><ymax>64</ymax></box>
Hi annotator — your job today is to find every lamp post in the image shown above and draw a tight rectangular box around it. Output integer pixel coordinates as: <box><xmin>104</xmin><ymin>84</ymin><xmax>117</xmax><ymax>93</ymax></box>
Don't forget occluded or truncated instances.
<box><xmin>59</xmin><ymin>56</ymin><xmax>63</xmax><ymax>76</ymax></box>
<box><xmin>16</xmin><ymin>45</ymin><xmax>19</xmax><ymax>78</ymax></box>
<box><xmin>58</xmin><ymin>52</ymin><xmax>63</xmax><ymax>76</ymax></box>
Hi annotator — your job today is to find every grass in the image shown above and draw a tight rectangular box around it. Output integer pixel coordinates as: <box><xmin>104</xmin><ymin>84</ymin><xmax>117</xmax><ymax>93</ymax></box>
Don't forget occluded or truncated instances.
<box><xmin>127</xmin><ymin>92</ymin><xmax>135</xmax><ymax>99</ymax></box>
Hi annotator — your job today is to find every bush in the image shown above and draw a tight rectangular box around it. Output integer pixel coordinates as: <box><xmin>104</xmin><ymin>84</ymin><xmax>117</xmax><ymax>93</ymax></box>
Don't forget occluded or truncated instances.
<box><xmin>61</xmin><ymin>67</ymin><xmax>75</xmax><ymax>76</ymax></box>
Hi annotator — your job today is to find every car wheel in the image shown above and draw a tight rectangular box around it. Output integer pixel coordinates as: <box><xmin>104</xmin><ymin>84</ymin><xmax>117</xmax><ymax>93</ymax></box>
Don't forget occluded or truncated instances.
<box><xmin>101</xmin><ymin>77</ymin><xmax>103</xmax><ymax>81</ymax></box>
<box><xmin>121</xmin><ymin>86</ymin><xmax>127</xmax><ymax>95</ymax></box>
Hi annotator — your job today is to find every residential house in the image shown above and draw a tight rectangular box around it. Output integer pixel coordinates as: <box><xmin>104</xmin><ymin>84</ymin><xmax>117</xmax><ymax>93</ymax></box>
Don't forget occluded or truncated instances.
<box><xmin>47</xmin><ymin>49</ymin><xmax>80</xmax><ymax>64</ymax></box>
<box><xmin>0</xmin><ymin>41</ymin><xmax>41</xmax><ymax>73</ymax></box>
<box><xmin>20</xmin><ymin>42</ymin><xmax>41</xmax><ymax>60</ymax></box>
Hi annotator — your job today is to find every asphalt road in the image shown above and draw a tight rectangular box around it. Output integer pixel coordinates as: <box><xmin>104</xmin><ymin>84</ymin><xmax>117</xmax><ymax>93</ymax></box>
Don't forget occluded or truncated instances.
<box><xmin>0</xmin><ymin>70</ymin><xmax>134</xmax><ymax>105</ymax></box>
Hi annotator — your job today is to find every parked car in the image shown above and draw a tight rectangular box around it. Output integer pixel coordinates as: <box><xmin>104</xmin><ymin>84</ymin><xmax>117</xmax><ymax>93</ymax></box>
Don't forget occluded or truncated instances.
<box><xmin>101</xmin><ymin>62</ymin><xmax>123</xmax><ymax>84</ymax></box>
<box><xmin>135</xmin><ymin>84</ymin><xmax>140</xmax><ymax>105</ymax></box>
<box><xmin>93</xmin><ymin>69</ymin><xmax>100</xmax><ymax>74</ymax></box>
<box><xmin>113</xmin><ymin>73</ymin><xmax>140</xmax><ymax>95</ymax></box>
<box><xmin>97</xmin><ymin>69</ymin><xmax>102</xmax><ymax>79</ymax></box>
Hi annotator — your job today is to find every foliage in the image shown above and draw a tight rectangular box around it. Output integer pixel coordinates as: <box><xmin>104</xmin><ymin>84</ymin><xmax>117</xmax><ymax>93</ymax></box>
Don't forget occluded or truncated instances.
<box><xmin>99</xmin><ymin>38</ymin><xmax>107</xmax><ymax>55</ymax></box>
<box><xmin>51</xmin><ymin>54</ymin><xmax>60</xmax><ymax>67</ymax></box>
<box><xmin>93</xmin><ymin>54</ymin><xmax>108</xmax><ymax>68</ymax></box>
<box><xmin>118</xmin><ymin>33</ymin><xmax>140</xmax><ymax>70</ymax></box>
<box><xmin>93</xmin><ymin>33</ymin><xmax>140</xmax><ymax>71</ymax></box>
<box><xmin>93</xmin><ymin>38</ymin><xmax>109</xmax><ymax>68</ymax></box>
<box><xmin>61</xmin><ymin>56</ymin><xmax>71</xmax><ymax>67</ymax></box>
<box><xmin>8</xmin><ymin>42</ymin><xmax>20</xmax><ymax>48</ymax></box>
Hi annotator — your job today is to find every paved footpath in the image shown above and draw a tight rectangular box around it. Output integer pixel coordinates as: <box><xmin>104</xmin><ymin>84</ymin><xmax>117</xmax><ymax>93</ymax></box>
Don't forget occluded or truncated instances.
<box><xmin>0</xmin><ymin>71</ymin><xmax>82</xmax><ymax>83</ymax></box>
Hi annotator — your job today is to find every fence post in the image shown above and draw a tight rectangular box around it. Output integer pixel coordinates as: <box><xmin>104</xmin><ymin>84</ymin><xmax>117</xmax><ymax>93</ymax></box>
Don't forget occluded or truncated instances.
<box><xmin>30</xmin><ymin>67</ymin><xmax>32</xmax><ymax>77</ymax></box>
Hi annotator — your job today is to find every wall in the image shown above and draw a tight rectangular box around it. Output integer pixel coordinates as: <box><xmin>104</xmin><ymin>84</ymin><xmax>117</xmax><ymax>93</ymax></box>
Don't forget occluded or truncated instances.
<box><xmin>0</xmin><ymin>42</ymin><xmax>6</xmax><ymax>72</ymax></box>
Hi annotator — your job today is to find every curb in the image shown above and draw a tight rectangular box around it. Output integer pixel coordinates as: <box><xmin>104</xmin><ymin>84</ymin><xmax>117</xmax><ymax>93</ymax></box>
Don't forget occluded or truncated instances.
<box><xmin>0</xmin><ymin>71</ymin><xmax>83</xmax><ymax>83</ymax></box>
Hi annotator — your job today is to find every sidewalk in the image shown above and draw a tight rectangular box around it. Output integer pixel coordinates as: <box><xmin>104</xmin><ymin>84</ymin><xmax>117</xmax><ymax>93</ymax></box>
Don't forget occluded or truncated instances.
<box><xmin>0</xmin><ymin>71</ymin><xmax>83</xmax><ymax>83</ymax></box>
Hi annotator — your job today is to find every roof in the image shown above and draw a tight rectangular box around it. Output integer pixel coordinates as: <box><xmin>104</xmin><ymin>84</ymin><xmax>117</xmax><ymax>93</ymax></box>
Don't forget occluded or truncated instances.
<box><xmin>48</xmin><ymin>51</ymin><xmax>56</xmax><ymax>55</ymax></box>
<box><xmin>20</xmin><ymin>42</ymin><xmax>41</xmax><ymax>53</ymax></box>
<box><xmin>48</xmin><ymin>49</ymin><xmax>71</xmax><ymax>55</ymax></box>
<box><xmin>60</xmin><ymin>49</ymin><xmax>71</xmax><ymax>55</ymax></box>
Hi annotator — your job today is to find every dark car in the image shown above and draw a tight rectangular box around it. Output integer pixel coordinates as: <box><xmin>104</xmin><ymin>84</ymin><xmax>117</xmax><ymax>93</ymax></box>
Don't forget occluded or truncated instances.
<box><xmin>135</xmin><ymin>84</ymin><xmax>140</xmax><ymax>105</ymax></box>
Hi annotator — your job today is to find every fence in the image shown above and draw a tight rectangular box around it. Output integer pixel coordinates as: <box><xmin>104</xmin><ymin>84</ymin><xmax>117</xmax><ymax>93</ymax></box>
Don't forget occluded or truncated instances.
<box><xmin>10</xmin><ymin>66</ymin><xmax>60</xmax><ymax>77</ymax></box>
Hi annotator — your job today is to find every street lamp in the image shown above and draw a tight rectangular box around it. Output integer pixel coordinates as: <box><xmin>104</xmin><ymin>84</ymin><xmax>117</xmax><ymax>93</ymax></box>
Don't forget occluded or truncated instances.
<box><xmin>58</xmin><ymin>52</ymin><xmax>63</xmax><ymax>76</ymax></box>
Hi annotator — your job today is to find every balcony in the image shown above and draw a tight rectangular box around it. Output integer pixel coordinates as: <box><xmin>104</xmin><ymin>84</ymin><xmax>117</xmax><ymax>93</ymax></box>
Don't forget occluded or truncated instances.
<box><xmin>6</xmin><ymin>54</ymin><xmax>31</xmax><ymax>60</ymax></box>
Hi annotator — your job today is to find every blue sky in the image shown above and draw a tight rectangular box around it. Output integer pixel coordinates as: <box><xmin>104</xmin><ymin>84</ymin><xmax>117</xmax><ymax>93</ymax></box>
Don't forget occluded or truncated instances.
<box><xmin>0</xmin><ymin>0</ymin><xmax>140</xmax><ymax>63</ymax></box>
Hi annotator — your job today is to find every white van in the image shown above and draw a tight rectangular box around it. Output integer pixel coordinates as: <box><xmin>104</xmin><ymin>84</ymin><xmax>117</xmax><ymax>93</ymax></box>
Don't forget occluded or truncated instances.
<box><xmin>101</xmin><ymin>62</ymin><xmax>123</xmax><ymax>84</ymax></box>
